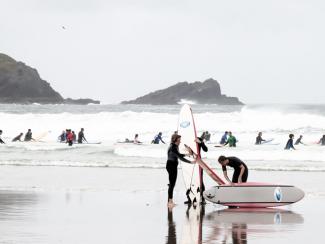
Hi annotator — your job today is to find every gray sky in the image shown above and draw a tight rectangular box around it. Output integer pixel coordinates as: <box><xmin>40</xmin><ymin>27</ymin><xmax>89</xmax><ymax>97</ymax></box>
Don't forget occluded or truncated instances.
<box><xmin>1</xmin><ymin>0</ymin><xmax>325</xmax><ymax>104</ymax></box>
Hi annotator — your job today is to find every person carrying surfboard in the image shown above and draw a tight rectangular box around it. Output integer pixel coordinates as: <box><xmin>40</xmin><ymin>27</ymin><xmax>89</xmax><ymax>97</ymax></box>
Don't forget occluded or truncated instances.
<box><xmin>77</xmin><ymin>128</ymin><xmax>88</xmax><ymax>144</ymax></box>
<box><xmin>218</xmin><ymin>156</ymin><xmax>248</xmax><ymax>184</ymax></box>
<box><xmin>255</xmin><ymin>132</ymin><xmax>266</xmax><ymax>145</ymax></box>
<box><xmin>166</xmin><ymin>134</ymin><xmax>196</xmax><ymax>208</ymax></box>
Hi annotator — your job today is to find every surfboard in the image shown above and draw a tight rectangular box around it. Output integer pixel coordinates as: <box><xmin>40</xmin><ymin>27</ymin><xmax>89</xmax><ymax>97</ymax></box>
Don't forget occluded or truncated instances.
<box><xmin>261</xmin><ymin>138</ymin><xmax>274</xmax><ymax>144</ymax></box>
<box><xmin>178</xmin><ymin>104</ymin><xmax>200</xmax><ymax>205</ymax></box>
<box><xmin>203</xmin><ymin>182</ymin><xmax>304</xmax><ymax>208</ymax></box>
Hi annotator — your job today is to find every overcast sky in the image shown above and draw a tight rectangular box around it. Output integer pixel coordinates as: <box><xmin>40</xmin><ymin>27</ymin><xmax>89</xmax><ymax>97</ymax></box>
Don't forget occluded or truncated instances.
<box><xmin>1</xmin><ymin>0</ymin><xmax>325</xmax><ymax>104</ymax></box>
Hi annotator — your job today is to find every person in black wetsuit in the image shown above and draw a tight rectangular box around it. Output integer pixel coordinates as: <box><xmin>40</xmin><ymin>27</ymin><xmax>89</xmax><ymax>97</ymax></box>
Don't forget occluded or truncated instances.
<box><xmin>24</xmin><ymin>129</ymin><xmax>33</xmax><ymax>142</ymax></box>
<box><xmin>196</xmin><ymin>132</ymin><xmax>208</xmax><ymax>204</ymax></box>
<box><xmin>218</xmin><ymin>156</ymin><xmax>248</xmax><ymax>184</ymax></box>
<box><xmin>294</xmin><ymin>135</ymin><xmax>304</xmax><ymax>145</ymax></box>
<box><xmin>12</xmin><ymin>133</ymin><xmax>23</xmax><ymax>142</ymax></box>
<box><xmin>0</xmin><ymin>130</ymin><xmax>5</xmax><ymax>144</ymax></box>
<box><xmin>255</xmin><ymin>132</ymin><xmax>265</xmax><ymax>145</ymax></box>
<box><xmin>285</xmin><ymin>134</ymin><xmax>296</xmax><ymax>150</ymax></box>
<box><xmin>166</xmin><ymin>134</ymin><xmax>195</xmax><ymax>207</ymax></box>
<box><xmin>78</xmin><ymin>128</ymin><xmax>87</xmax><ymax>144</ymax></box>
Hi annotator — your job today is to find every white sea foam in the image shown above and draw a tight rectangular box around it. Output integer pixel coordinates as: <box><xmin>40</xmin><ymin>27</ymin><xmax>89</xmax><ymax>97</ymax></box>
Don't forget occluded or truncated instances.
<box><xmin>0</xmin><ymin>104</ymin><xmax>324</xmax><ymax>171</ymax></box>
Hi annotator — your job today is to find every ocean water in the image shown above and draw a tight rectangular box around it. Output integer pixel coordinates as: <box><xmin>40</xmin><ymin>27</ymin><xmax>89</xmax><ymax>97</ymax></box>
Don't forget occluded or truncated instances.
<box><xmin>0</xmin><ymin>104</ymin><xmax>324</xmax><ymax>171</ymax></box>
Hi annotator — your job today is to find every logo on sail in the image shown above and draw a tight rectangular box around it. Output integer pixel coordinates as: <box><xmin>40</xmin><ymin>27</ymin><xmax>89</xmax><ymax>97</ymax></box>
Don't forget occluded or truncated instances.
<box><xmin>180</xmin><ymin>121</ymin><xmax>190</xmax><ymax>128</ymax></box>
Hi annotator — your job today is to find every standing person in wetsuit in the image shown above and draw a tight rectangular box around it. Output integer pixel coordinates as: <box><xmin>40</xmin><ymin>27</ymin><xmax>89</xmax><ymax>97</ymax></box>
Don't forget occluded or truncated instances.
<box><xmin>319</xmin><ymin>135</ymin><xmax>325</xmax><ymax>146</ymax></box>
<box><xmin>255</xmin><ymin>132</ymin><xmax>265</xmax><ymax>145</ymax></box>
<box><xmin>218</xmin><ymin>156</ymin><xmax>249</xmax><ymax>184</ymax></box>
<box><xmin>78</xmin><ymin>128</ymin><xmax>87</xmax><ymax>144</ymax></box>
<box><xmin>295</xmin><ymin>135</ymin><xmax>304</xmax><ymax>145</ymax></box>
<box><xmin>166</xmin><ymin>134</ymin><xmax>195</xmax><ymax>207</ymax></box>
<box><xmin>24</xmin><ymin>129</ymin><xmax>33</xmax><ymax>142</ymax></box>
<box><xmin>196</xmin><ymin>132</ymin><xmax>208</xmax><ymax>204</ymax></box>
<box><xmin>12</xmin><ymin>133</ymin><xmax>23</xmax><ymax>142</ymax></box>
<box><xmin>285</xmin><ymin>134</ymin><xmax>296</xmax><ymax>150</ymax></box>
<box><xmin>220</xmin><ymin>131</ymin><xmax>228</xmax><ymax>144</ymax></box>
<box><xmin>0</xmin><ymin>130</ymin><xmax>5</xmax><ymax>144</ymax></box>
<box><xmin>152</xmin><ymin>132</ymin><xmax>166</xmax><ymax>144</ymax></box>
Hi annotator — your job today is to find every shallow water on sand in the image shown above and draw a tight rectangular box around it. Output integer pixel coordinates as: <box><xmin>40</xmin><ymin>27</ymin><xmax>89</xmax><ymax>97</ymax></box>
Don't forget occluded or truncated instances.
<box><xmin>0</xmin><ymin>168</ymin><xmax>323</xmax><ymax>244</ymax></box>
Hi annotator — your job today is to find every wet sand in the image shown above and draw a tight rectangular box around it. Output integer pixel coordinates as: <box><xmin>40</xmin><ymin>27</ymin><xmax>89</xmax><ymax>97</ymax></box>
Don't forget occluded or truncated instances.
<box><xmin>0</xmin><ymin>166</ymin><xmax>324</xmax><ymax>243</ymax></box>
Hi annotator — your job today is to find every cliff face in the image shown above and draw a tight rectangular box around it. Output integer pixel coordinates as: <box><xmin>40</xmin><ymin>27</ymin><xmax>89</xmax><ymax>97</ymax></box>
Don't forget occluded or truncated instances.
<box><xmin>0</xmin><ymin>53</ymin><xmax>99</xmax><ymax>104</ymax></box>
<box><xmin>121</xmin><ymin>78</ymin><xmax>243</xmax><ymax>105</ymax></box>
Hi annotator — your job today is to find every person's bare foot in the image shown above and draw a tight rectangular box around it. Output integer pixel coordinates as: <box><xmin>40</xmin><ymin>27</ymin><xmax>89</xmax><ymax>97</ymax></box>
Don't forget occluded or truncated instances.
<box><xmin>167</xmin><ymin>200</ymin><xmax>176</xmax><ymax>208</ymax></box>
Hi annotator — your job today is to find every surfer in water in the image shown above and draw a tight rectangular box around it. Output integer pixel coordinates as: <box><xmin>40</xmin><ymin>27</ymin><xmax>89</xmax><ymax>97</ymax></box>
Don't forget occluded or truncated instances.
<box><xmin>78</xmin><ymin>128</ymin><xmax>88</xmax><ymax>144</ymax></box>
<box><xmin>285</xmin><ymin>134</ymin><xmax>296</xmax><ymax>150</ymax></box>
<box><xmin>166</xmin><ymin>134</ymin><xmax>195</xmax><ymax>208</ymax></box>
<box><xmin>218</xmin><ymin>156</ymin><xmax>248</xmax><ymax>184</ymax></box>
<box><xmin>24</xmin><ymin>129</ymin><xmax>34</xmax><ymax>142</ymax></box>
<box><xmin>66</xmin><ymin>129</ymin><xmax>74</xmax><ymax>146</ymax></box>
<box><xmin>319</xmin><ymin>135</ymin><xmax>325</xmax><ymax>146</ymax></box>
<box><xmin>12</xmin><ymin>133</ymin><xmax>23</xmax><ymax>142</ymax></box>
<box><xmin>133</xmin><ymin>134</ymin><xmax>142</xmax><ymax>144</ymax></box>
<box><xmin>58</xmin><ymin>130</ymin><xmax>66</xmax><ymax>142</ymax></box>
<box><xmin>0</xmin><ymin>130</ymin><xmax>5</xmax><ymax>144</ymax></box>
<box><xmin>224</xmin><ymin>131</ymin><xmax>237</xmax><ymax>147</ymax></box>
<box><xmin>152</xmin><ymin>132</ymin><xmax>165</xmax><ymax>144</ymax></box>
<box><xmin>294</xmin><ymin>135</ymin><xmax>304</xmax><ymax>145</ymax></box>
<box><xmin>255</xmin><ymin>132</ymin><xmax>266</xmax><ymax>145</ymax></box>
<box><xmin>220</xmin><ymin>131</ymin><xmax>228</xmax><ymax>144</ymax></box>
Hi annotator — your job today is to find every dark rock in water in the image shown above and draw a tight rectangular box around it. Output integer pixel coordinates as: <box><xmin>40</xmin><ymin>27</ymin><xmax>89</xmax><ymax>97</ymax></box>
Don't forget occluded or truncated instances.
<box><xmin>0</xmin><ymin>53</ymin><xmax>99</xmax><ymax>105</ymax></box>
<box><xmin>121</xmin><ymin>78</ymin><xmax>243</xmax><ymax>105</ymax></box>
<box><xmin>64</xmin><ymin>98</ymin><xmax>100</xmax><ymax>105</ymax></box>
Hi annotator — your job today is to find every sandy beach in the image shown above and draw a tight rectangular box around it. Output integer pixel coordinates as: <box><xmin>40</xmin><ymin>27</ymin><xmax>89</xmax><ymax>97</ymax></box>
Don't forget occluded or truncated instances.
<box><xmin>0</xmin><ymin>166</ymin><xmax>323</xmax><ymax>244</ymax></box>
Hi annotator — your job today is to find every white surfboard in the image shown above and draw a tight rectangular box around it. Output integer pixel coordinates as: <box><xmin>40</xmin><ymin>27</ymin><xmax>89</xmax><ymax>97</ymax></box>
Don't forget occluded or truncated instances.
<box><xmin>206</xmin><ymin>208</ymin><xmax>304</xmax><ymax>225</ymax></box>
<box><xmin>203</xmin><ymin>183</ymin><xmax>304</xmax><ymax>208</ymax></box>
<box><xmin>178</xmin><ymin>104</ymin><xmax>200</xmax><ymax>204</ymax></box>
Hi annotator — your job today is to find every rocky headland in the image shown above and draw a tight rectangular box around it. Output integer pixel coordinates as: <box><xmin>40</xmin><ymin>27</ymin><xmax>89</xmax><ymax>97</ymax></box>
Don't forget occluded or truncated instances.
<box><xmin>0</xmin><ymin>53</ymin><xmax>100</xmax><ymax>104</ymax></box>
<box><xmin>121</xmin><ymin>78</ymin><xmax>243</xmax><ymax>105</ymax></box>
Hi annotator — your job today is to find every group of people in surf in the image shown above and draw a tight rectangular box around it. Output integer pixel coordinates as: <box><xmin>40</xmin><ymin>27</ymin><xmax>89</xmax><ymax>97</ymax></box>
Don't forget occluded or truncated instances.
<box><xmin>58</xmin><ymin>128</ymin><xmax>87</xmax><ymax>146</ymax></box>
<box><xmin>166</xmin><ymin>131</ymin><xmax>248</xmax><ymax>208</ymax></box>
<box><xmin>256</xmin><ymin>132</ymin><xmax>325</xmax><ymax>149</ymax></box>
<box><xmin>0</xmin><ymin>129</ymin><xmax>36</xmax><ymax>143</ymax></box>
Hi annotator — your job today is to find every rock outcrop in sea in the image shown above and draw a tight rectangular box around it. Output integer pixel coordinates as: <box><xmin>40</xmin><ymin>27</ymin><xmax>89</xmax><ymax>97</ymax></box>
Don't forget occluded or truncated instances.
<box><xmin>121</xmin><ymin>78</ymin><xmax>243</xmax><ymax>105</ymax></box>
<box><xmin>0</xmin><ymin>53</ymin><xmax>100</xmax><ymax>104</ymax></box>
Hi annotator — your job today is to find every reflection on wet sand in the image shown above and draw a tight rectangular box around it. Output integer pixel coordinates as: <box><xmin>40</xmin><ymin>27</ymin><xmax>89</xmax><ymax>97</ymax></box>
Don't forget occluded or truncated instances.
<box><xmin>167</xmin><ymin>208</ymin><xmax>177</xmax><ymax>244</ymax></box>
<box><xmin>204</xmin><ymin>208</ymin><xmax>304</xmax><ymax>244</ymax></box>
<box><xmin>0</xmin><ymin>191</ymin><xmax>39</xmax><ymax>220</ymax></box>
<box><xmin>167</xmin><ymin>206</ymin><xmax>303</xmax><ymax>244</ymax></box>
